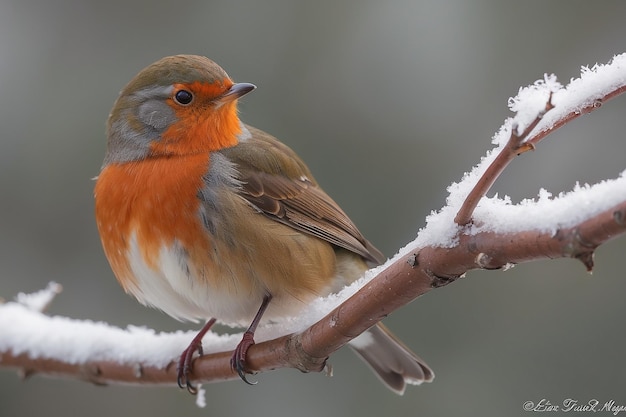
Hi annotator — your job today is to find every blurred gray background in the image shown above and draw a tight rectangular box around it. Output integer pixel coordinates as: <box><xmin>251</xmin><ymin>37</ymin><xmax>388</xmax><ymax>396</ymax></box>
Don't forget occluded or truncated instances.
<box><xmin>1</xmin><ymin>1</ymin><xmax>626</xmax><ymax>416</ymax></box>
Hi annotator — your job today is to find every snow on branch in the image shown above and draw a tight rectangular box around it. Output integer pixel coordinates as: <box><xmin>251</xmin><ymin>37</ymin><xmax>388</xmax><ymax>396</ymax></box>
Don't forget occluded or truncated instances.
<box><xmin>2</xmin><ymin>53</ymin><xmax>626</xmax><ymax>398</ymax></box>
<box><xmin>426</xmin><ymin>53</ymin><xmax>626</xmax><ymax>243</ymax></box>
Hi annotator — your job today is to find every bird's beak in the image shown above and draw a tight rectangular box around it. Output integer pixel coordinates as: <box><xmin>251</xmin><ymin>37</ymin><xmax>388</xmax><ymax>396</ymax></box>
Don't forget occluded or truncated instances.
<box><xmin>220</xmin><ymin>82</ymin><xmax>256</xmax><ymax>103</ymax></box>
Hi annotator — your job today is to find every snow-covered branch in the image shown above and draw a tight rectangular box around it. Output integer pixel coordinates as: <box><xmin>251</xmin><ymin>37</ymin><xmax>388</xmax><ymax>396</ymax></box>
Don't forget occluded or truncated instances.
<box><xmin>2</xmin><ymin>53</ymin><xmax>626</xmax><ymax>396</ymax></box>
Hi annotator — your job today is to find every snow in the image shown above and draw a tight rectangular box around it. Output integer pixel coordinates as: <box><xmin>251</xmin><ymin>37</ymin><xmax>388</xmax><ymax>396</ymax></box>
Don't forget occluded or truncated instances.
<box><xmin>195</xmin><ymin>385</ymin><xmax>207</xmax><ymax>408</ymax></box>
<box><xmin>410</xmin><ymin>52</ymin><xmax>626</xmax><ymax>249</ymax></box>
<box><xmin>469</xmin><ymin>175</ymin><xmax>626</xmax><ymax>235</ymax></box>
<box><xmin>0</xmin><ymin>279</ymin><xmax>379</xmax><ymax>367</ymax></box>
<box><xmin>15</xmin><ymin>281</ymin><xmax>62</xmax><ymax>312</ymax></box>
<box><xmin>506</xmin><ymin>73</ymin><xmax>562</xmax><ymax>138</ymax></box>
<box><xmin>1</xmin><ymin>53</ymin><xmax>625</xmax><ymax>379</ymax></box>
<box><xmin>507</xmin><ymin>53</ymin><xmax>626</xmax><ymax>142</ymax></box>
<box><xmin>0</xmin><ymin>289</ymin><xmax>241</xmax><ymax>367</ymax></box>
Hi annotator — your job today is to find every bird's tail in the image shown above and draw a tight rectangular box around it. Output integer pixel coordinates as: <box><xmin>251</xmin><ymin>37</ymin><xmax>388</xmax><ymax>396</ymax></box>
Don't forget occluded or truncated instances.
<box><xmin>349</xmin><ymin>322</ymin><xmax>434</xmax><ymax>395</ymax></box>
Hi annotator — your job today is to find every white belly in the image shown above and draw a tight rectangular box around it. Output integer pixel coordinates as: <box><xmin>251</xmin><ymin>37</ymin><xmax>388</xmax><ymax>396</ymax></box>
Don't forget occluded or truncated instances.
<box><xmin>125</xmin><ymin>232</ymin><xmax>312</xmax><ymax>326</ymax></box>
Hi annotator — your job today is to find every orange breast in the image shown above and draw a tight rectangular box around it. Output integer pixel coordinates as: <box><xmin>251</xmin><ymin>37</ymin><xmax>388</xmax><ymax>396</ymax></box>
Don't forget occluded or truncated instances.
<box><xmin>94</xmin><ymin>154</ymin><xmax>212</xmax><ymax>293</ymax></box>
<box><xmin>95</xmin><ymin>152</ymin><xmax>345</xmax><ymax>323</ymax></box>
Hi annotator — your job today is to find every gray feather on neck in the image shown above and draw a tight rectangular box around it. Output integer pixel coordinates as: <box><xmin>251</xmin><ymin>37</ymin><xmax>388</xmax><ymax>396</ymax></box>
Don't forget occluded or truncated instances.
<box><xmin>103</xmin><ymin>85</ymin><xmax>176</xmax><ymax>165</ymax></box>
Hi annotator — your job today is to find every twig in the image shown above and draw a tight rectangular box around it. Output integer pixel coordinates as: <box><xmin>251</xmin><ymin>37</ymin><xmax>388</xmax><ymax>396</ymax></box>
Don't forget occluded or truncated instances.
<box><xmin>525</xmin><ymin>85</ymin><xmax>626</xmax><ymax>149</ymax></box>
<box><xmin>455</xmin><ymin>83</ymin><xmax>626</xmax><ymax>226</ymax></box>
<box><xmin>454</xmin><ymin>94</ymin><xmax>554</xmax><ymax>226</ymax></box>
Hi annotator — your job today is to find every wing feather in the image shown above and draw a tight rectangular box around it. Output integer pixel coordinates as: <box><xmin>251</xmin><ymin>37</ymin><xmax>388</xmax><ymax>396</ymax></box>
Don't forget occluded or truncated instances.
<box><xmin>218</xmin><ymin>125</ymin><xmax>384</xmax><ymax>264</ymax></box>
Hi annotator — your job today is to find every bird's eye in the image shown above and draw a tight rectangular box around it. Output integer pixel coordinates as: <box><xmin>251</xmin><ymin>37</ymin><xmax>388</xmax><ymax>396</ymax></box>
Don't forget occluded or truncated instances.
<box><xmin>174</xmin><ymin>89</ymin><xmax>193</xmax><ymax>105</ymax></box>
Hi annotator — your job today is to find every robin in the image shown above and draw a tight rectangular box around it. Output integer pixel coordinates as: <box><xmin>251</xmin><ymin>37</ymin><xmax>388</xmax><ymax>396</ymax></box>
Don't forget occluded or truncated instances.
<box><xmin>94</xmin><ymin>55</ymin><xmax>433</xmax><ymax>395</ymax></box>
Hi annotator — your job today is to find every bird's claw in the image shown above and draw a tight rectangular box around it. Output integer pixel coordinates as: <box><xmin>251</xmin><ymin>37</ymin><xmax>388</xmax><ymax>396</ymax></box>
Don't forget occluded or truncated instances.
<box><xmin>177</xmin><ymin>340</ymin><xmax>204</xmax><ymax>394</ymax></box>
<box><xmin>230</xmin><ymin>331</ymin><xmax>257</xmax><ymax>385</ymax></box>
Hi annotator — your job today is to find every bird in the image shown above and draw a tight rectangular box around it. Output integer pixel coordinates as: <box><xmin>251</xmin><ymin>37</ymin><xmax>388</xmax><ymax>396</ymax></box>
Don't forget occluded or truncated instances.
<box><xmin>94</xmin><ymin>54</ymin><xmax>433</xmax><ymax>395</ymax></box>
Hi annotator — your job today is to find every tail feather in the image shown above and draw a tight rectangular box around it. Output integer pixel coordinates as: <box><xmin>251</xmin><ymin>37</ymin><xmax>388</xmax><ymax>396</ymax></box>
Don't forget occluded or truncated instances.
<box><xmin>349</xmin><ymin>322</ymin><xmax>434</xmax><ymax>395</ymax></box>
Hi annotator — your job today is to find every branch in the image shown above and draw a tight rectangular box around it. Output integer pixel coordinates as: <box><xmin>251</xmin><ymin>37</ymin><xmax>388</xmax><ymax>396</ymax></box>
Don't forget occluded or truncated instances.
<box><xmin>2</xmin><ymin>53</ymin><xmax>626</xmax><ymax>391</ymax></box>
<box><xmin>456</xmin><ymin>57</ymin><xmax>626</xmax><ymax>226</ymax></box>
<box><xmin>2</xmin><ymin>199</ymin><xmax>625</xmax><ymax>386</ymax></box>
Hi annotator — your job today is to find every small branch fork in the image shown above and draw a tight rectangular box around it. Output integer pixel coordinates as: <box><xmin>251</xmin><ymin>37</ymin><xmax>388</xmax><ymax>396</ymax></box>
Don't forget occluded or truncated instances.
<box><xmin>455</xmin><ymin>83</ymin><xmax>626</xmax><ymax>226</ymax></box>
<box><xmin>454</xmin><ymin>93</ymin><xmax>554</xmax><ymax>226</ymax></box>
<box><xmin>2</xmin><ymin>74</ymin><xmax>626</xmax><ymax>391</ymax></box>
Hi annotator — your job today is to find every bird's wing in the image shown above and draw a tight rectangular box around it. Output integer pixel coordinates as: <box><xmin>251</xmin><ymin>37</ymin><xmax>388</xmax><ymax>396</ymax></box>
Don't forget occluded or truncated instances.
<box><xmin>218</xmin><ymin>125</ymin><xmax>384</xmax><ymax>265</ymax></box>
